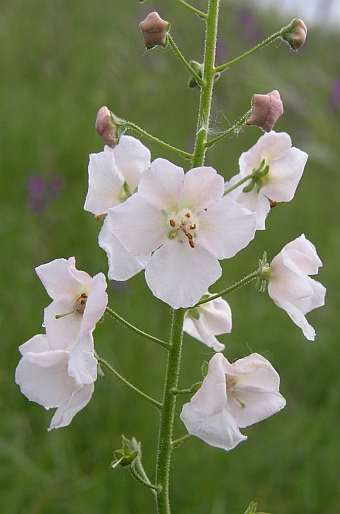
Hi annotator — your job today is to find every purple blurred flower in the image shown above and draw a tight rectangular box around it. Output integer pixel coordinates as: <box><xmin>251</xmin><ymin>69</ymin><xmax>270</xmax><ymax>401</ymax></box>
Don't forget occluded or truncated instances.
<box><xmin>330</xmin><ymin>79</ymin><xmax>340</xmax><ymax>112</ymax></box>
<box><xmin>237</xmin><ymin>8</ymin><xmax>263</xmax><ymax>45</ymax></box>
<box><xmin>26</xmin><ymin>173</ymin><xmax>64</xmax><ymax>213</ymax></box>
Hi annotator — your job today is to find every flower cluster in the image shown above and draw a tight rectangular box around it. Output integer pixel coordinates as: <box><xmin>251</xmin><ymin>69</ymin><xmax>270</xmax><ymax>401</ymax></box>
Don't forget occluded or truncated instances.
<box><xmin>15</xmin><ymin>257</ymin><xmax>108</xmax><ymax>429</ymax></box>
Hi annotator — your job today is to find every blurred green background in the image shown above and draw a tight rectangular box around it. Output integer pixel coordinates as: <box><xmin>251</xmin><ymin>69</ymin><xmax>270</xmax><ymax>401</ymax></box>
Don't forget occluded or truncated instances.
<box><xmin>1</xmin><ymin>0</ymin><xmax>339</xmax><ymax>512</ymax></box>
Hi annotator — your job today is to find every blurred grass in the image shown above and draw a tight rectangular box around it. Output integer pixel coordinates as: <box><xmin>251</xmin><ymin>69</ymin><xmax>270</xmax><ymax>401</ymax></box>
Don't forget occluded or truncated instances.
<box><xmin>1</xmin><ymin>0</ymin><xmax>340</xmax><ymax>512</ymax></box>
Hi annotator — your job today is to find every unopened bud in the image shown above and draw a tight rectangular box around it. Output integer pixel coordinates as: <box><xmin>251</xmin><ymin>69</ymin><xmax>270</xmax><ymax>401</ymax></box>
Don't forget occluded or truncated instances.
<box><xmin>281</xmin><ymin>19</ymin><xmax>307</xmax><ymax>51</ymax></box>
<box><xmin>247</xmin><ymin>90</ymin><xmax>284</xmax><ymax>132</ymax></box>
<box><xmin>139</xmin><ymin>11</ymin><xmax>169</xmax><ymax>49</ymax></box>
<box><xmin>95</xmin><ymin>106</ymin><xmax>118</xmax><ymax>148</ymax></box>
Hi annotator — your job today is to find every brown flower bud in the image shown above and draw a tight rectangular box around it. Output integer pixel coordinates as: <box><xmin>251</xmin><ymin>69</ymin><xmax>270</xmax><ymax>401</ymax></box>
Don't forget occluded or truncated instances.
<box><xmin>139</xmin><ymin>11</ymin><xmax>169</xmax><ymax>49</ymax></box>
<box><xmin>247</xmin><ymin>90</ymin><xmax>284</xmax><ymax>132</ymax></box>
<box><xmin>95</xmin><ymin>106</ymin><xmax>118</xmax><ymax>148</ymax></box>
<box><xmin>281</xmin><ymin>19</ymin><xmax>307</xmax><ymax>51</ymax></box>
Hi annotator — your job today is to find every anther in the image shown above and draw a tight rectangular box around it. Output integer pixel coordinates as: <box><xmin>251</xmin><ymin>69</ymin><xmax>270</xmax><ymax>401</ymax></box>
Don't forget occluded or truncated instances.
<box><xmin>169</xmin><ymin>219</ymin><xmax>176</xmax><ymax>227</ymax></box>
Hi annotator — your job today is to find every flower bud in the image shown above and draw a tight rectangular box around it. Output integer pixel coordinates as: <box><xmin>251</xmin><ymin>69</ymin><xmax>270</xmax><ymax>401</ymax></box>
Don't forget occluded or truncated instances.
<box><xmin>246</xmin><ymin>90</ymin><xmax>284</xmax><ymax>132</ymax></box>
<box><xmin>281</xmin><ymin>19</ymin><xmax>307</xmax><ymax>51</ymax></box>
<box><xmin>139</xmin><ymin>11</ymin><xmax>169</xmax><ymax>49</ymax></box>
<box><xmin>95</xmin><ymin>106</ymin><xmax>118</xmax><ymax>148</ymax></box>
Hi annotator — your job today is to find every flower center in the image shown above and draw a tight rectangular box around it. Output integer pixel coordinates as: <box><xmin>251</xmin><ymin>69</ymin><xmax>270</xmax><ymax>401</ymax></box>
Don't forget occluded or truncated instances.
<box><xmin>167</xmin><ymin>208</ymin><xmax>199</xmax><ymax>248</ymax></box>
<box><xmin>75</xmin><ymin>293</ymin><xmax>88</xmax><ymax>314</ymax></box>
<box><xmin>225</xmin><ymin>374</ymin><xmax>246</xmax><ymax>408</ymax></box>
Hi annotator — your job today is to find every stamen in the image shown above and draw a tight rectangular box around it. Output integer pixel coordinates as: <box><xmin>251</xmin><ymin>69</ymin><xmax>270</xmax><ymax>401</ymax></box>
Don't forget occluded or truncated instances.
<box><xmin>75</xmin><ymin>292</ymin><xmax>88</xmax><ymax>314</ymax></box>
<box><xmin>55</xmin><ymin>310</ymin><xmax>74</xmax><ymax>319</ymax></box>
<box><xmin>230</xmin><ymin>392</ymin><xmax>246</xmax><ymax>409</ymax></box>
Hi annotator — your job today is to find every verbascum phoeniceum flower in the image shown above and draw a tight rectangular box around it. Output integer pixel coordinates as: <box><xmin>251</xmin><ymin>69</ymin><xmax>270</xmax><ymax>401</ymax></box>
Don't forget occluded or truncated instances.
<box><xmin>35</xmin><ymin>257</ymin><xmax>108</xmax><ymax>349</ymax></box>
<box><xmin>15</xmin><ymin>332</ymin><xmax>97</xmax><ymax>430</ymax></box>
<box><xmin>225</xmin><ymin>131</ymin><xmax>308</xmax><ymax>229</ymax></box>
<box><xmin>108</xmin><ymin>158</ymin><xmax>257</xmax><ymax>309</ymax></box>
<box><xmin>262</xmin><ymin>234</ymin><xmax>326</xmax><ymax>341</ymax></box>
<box><xmin>180</xmin><ymin>352</ymin><xmax>286</xmax><ymax>451</ymax></box>
<box><xmin>84</xmin><ymin>134</ymin><xmax>151</xmax><ymax>280</ymax></box>
<box><xmin>184</xmin><ymin>294</ymin><xmax>232</xmax><ymax>352</ymax></box>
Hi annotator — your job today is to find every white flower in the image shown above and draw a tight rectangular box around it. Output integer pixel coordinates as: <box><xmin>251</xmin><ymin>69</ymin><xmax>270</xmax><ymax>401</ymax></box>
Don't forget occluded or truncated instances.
<box><xmin>108</xmin><ymin>159</ymin><xmax>256</xmax><ymax>309</ymax></box>
<box><xmin>84</xmin><ymin>135</ymin><xmax>151</xmax><ymax>280</ymax></box>
<box><xmin>15</xmin><ymin>333</ymin><xmax>97</xmax><ymax>430</ymax></box>
<box><xmin>267</xmin><ymin>234</ymin><xmax>326</xmax><ymax>341</ymax></box>
<box><xmin>35</xmin><ymin>257</ymin><xmax>108</xmax><ymax>349</ymax></box>
<box><xmin>180</xmin><ymin>352</ymin><xmax>286</xmax><ymax>451</ymax></box>
<box><xmin>184</xmin><ymin>295</ymin><xmax>232</xmax><ymax>351</ymax></box>
<box><xmin>225</xmin><ymin>132</ymin><xmax>308</xmax><ymax>229</ymax></box>
<box><xmin>84</xmin><ymin>135</ymin><xmax>151</xmax><ymax>216</ymax></box>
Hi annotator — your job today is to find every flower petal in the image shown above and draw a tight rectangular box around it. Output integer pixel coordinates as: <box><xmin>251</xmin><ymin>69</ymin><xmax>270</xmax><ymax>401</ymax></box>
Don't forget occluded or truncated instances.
<box><xmin>68</xmin><ymin>333</ymin><xmax>97</xmax><ymax>385</ymax></box>
<box><xmin>109</xmin><ymin>195</ymin><xmax>167</xmax><ymax>256</ymax></box>
<box><xmin>145</xmin><ymin>239</ymin><xmax>221</xmax><ymax>308</ymax></box>
<box><xmin>137</xmin><ymin>158</ymin><xmax>185</xmax><ymax>211</ymax></box>
<box><xmin>15</xmin><ymin>347</ymin><xmax>77</xmax><ymax>408</ymax></box>
<box><xmin>180</xmin><ymin>166</ymin><xmax>224</xmax><ymax>210</ymax></box>
<box><xmin>99</xmin><ymin>217</ymin><xmax>148</xmax><ymax>280</ymax></box>
<box><xmin>111</xmin><ymin>135</ymin><xmax>151</xmax><ymax>191</ymax></box>
<box><xmin>81</xmin><ymin>272</ymin><xmax>108</xmax><ymax>337</ymax></box>
<box><xmin>198</xmin><ymin>196</ymin><xmax>256</xmax><ymax>259</ymax></box>
<box><xmin>84</xmin><ymin>149</ymin><xmax>124</xmax><ymax>216</ymax></box>
<box><xmin>180</xmin><ymin>402</ymin><xmax>246</xmax><ymax>451</ymax></box>
<box><xmin>48</xmin><ymin>383</ymin><xmax>94</xmax><ymax>430</ymax></box>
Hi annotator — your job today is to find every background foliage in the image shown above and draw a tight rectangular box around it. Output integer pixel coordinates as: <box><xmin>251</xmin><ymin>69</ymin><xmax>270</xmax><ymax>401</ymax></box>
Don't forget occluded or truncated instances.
<box><xmin>1</xmin><ymin>0</ymin><xmax>339</xmax><ymax>512</ymax></box>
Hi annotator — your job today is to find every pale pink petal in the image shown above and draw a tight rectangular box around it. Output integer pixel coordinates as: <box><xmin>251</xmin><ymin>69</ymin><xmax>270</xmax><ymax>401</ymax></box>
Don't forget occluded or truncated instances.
<box><xmin>18</xmin><ymin>334</ymin><xmax>49</xmax><ymax>355</ymax></box>
<box><xmin>198</xmin><ymin>196</ymin><xmax>256</xmax><ymax>259</ymax></box>
<box><xmin>80</xmin><ymin>272</ymin><xmax>108</xmax><ymax>337</ymax></box>
<box><xmin>180</xmin><ymin>167</ymin><xmax>224</xmax><ymax>210</ymax></box>
<box><xmin>282</xmin><ymin>234</ymin><xmax>322</xmax><ymax>275</ymax></box>
<box><xmin>190</xmin><ymin>353</ymin><xmax>229</xmax><ymax>415</ymax></box>
<box><xmin>48</xmin><ymin>383</ymin><xmax>94</xmax><ymax>430</ymax></box>
<box><xmin>111</xmin><ymin>135</ymin><xmax>151</xmax><ymax>191</ymax></box>
<box><xmin>137</xmin><ymin>158</ymin><xmax>185</xmax><ymax>210</ymax></box>
<box><xmin>180</xmin><ymin>402</ymin><xmax>246</xmax><ymax>451</ymax></box>
<box><xmin>184</xmin><ymin>297</ymin><xmax>232</xmax><ymax>351</ymax></box>
<box><xmin>108</xmin><ymin>196</ymin><xmax>167</xmax><ymax>256</ymax></box>
<box><xmin>36</xmin><ymin>257</ymin><xmax>92</xmax><ymax>298</ymax></box>
<box><xmin>230</xmin><ymin>386</ymin><xmax>286</xmax><ymax>428</ymax></box>
<box><xmin>272</xmin><ymin>298</ymin><xmax>316</xmax><ymax>340</ymax></box>
<box><xmin>44</xmin><ymin>298</ymin><xmax>81</xmax><ymax>350</ymax></box>
<box><xmin>261</xmin><ymin>147</ymin><xmax>308</xmax><ymax>201</ymax></box>
<box><xmin>145</xmin><ymin>239</ymin><xmax>221</xmax><ymax>308</ymax></box>
<box><xmin>84</xmin><ymin>149</ymin><xmax>124</xmax><ymax>216</ymax></box>
<box><xmin>99</xmin><ymin>217</ymin><xmax>148</xmax><ymax>280</ymax></box>
<box><xmin>15</xmin><ymin>348</ymin><xmax>77</xmax><ymax>408</ymax></box>
<box><xmin>68</xmin><ymin>333</ymin><xmax>97</xmax><ymax>385</ymax></box>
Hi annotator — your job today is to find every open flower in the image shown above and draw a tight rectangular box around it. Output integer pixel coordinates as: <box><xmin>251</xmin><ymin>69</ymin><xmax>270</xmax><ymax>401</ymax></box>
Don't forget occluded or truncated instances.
<box><xmin>180</xmin><ymin>352</ymin><xmax>286</xmax><ymax>451</ymax></box>
<box><xmin>15</xmin><ymin>332</ymin><xmax>97</xmax><ymax>430</ymax></box>
<box><xmin>184</xmin><ymin>295</ymin><xmax>232</xmax><ymax>351</ymax></box>
<box><xmin>35</xmin><ymin>257</ymin><xmax>108</xmax><ymax>349</ymax></box>
<box><xmin>266</xmin><ymin>234</ymin><xmax>326</xmax><ymax>341</ymax></box>
<box><xmin>225</xmin><ymin>131</ymin><xmax>308</xmax><ymax>229</ymax></box>
<box><xmin>84</xmin><ymin>135</ymin><xmax>151</xmax><ymax>281</ymax></box>
<box><xmin>108</xmin><ymin>159</ymin><xmax>256</xmax><ymax>308</ymax></box>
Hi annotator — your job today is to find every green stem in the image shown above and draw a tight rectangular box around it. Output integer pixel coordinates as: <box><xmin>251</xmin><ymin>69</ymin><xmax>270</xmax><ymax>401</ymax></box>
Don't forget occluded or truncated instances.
<box><xmin>167</xmin><ymin>34</ymin><xmax>203</xmax><ymax>86</ymax></box>
<box><xmin>195</xmin><ymin>271</ymin><xmax>258</xmax><ymax>306</ymax></box>
<box><xmin>129</xmin><ymin>464</ymin><xmax>159</xmax><ymax>495</ymax></box>
<box><xmin>214</xmin><ymin>21</ymin><xmax>295</xmax><ymax>73</ymax></box>
<box><xmin>171</xmin><ymin>433</ymin><xmax>192</xmax><ymax>448</ymax></box>
<box><xmin>155</xmin><ymin>308</ymin><xmax>186</xmax><ymax>513</ymax></box>
<box><xmin>191</xmin><ymin>0</ymin><xmax>220</xmax><ymax>168</ymax></box>
<box><xmin>224</xmin><ymin>173</ymin><xmax>254</xmax><ymax>195</ymax></box>
<box><xmin>177</xmin><ymin>0</ymin><xmax>207</xmax><ymax>19</ymax></box>
<box><xmin>205</xmin><ymin>109</ymin><xmax>252</xmax><ymax>148</ymax></box>
<box><xmin>105</xmin><ymin>306</ymin><xmax>170</xmax><ymax>350</ymax></box>
<box><xmin>97</xmin><ymin>356</ymin><xmax>163</xmax><ymax>410</ymax></box>
<box><xmin>123</xmin><ymin>120</ymin><xmax>193</xmax><ymax>160</ymax></box>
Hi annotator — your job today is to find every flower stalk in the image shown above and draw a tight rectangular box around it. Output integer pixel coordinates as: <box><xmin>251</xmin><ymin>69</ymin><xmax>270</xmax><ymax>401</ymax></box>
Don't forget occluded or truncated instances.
<box><xmin>155</xmin><ymin>308</ymin><xmax>186</xmax><ymax>513</ymax></box>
